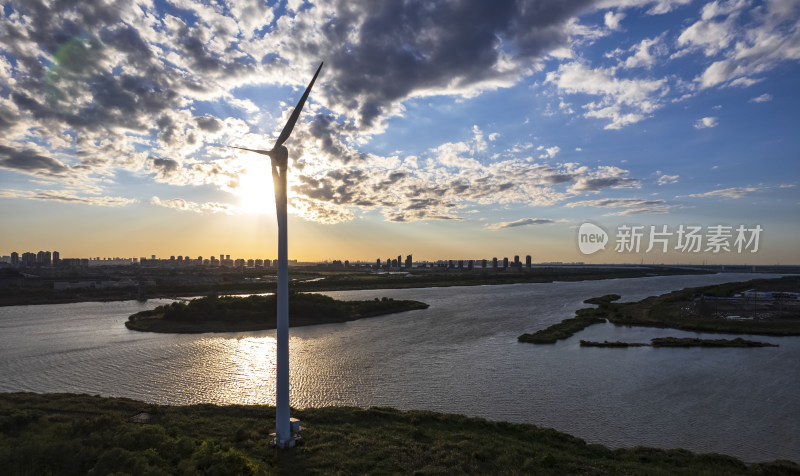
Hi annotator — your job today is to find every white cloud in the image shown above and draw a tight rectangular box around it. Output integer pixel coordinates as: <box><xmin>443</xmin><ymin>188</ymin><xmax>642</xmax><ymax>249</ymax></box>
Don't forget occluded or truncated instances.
<box><xmin>0</xmin><ymin>188</ymin><xmax>137</xmax><ymax>206</ymax></box>
<box><xmin>539</xmin><ymin>146</ymin><xmax>561</xmax><ymax>159</ymax></box>
<box><xmin>566</xmin><ymin>197</ymin><xmax>677</xmax><ymax>214</ymax></box>
<box><xmin>486</xmin><ymin>217</ymin><xmax>565</xmax><ymax>230</ymax></box>
<box><xmin>657</xmin><ymin>174</ymin><xmax>680</xmax><ymax>185</ymax></box>
<box><xmin>151</xmin><ymin>196</ymin><xmax>237</xmax><ymax>214</ymax></box>
<box><xmin>750</xmin><ymin>93</ymin><xmax>773</xmax><ymax>103</ymax></box>
<box><xmin>546</xmin><ymin>62</ymin><xmax>668</xmax><ymax>129</ymax></box>
<box><xmin>694</xmin><ymin>116</ymin><xmax>719</xmax><ymax>128</ymax></box>
<box><xmin>689</xmin><ymin>186</ymin><xmax>759</xmax><ymax>198</ymax></box>
<box><xmin>686</xmin><ymin>0</ymin><xmax>800</xmax><ymax>89</ymax></box>
<box><xmin>604</xmin><ymin>11</ymin><xmax>626</xmax><ymax>30</ymax></box>
<box><xmin>622</xmin><ymin>35</ymin><xmax>668</xmax><ymax>69</ymax></box>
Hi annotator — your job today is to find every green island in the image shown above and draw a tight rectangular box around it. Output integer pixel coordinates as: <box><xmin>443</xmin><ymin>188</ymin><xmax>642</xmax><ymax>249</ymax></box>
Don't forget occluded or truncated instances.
<box><xmin>519</xmin><ymin>276</ymin><xmax>800</xmax><ymax>345</ymax></box>
<box><xmin>580</xmin><ymin>337</ymin><xmax>777</xmax><ymax>348</ymax></box>
<box><xmin>518</xmin><ymin>294</ymin><xmax>619</xmax><ymax>344</ymax></box>
<box><xmin>2</xmin><ymin>393</ymin><xmax>798</xmax><ymax>475</ymax></box>
<box><xmin>126</xmin><ymin>293</ymin><xmax>428</xmax><ymax>333</ymax></box>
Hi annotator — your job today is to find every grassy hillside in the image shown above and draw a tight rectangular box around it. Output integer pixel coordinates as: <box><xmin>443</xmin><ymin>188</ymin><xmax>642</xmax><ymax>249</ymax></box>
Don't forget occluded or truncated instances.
<box><xmin>1</xmin><ymin>393</ymin><xmax>798</xmax><ymax>475</ymax></box>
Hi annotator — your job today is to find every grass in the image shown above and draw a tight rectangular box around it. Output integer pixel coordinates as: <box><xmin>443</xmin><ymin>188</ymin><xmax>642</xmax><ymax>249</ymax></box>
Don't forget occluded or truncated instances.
<box><xmin>126</xmin><ymin>293</ymin><xmax>429</xmax><ymax>333</ymax></box>
<box><xmin>602</xmin><ymin>276</ymin><xmax>800</xmax><ymax>337</ymax></box>
<box><xmin>2</xmin><ymin>392</ymin><xmax>798</xmax><ymax>475</ymax></box>
<box><xmin>649</xmin><ymin>337</ymin><xmax>778</xmax><ymax>347</ymax></box>
<box><xmin>520</xmin><ymin>276</ymin><xmax>800</xmax><ymax>345</ymax></box>
<box><xmin>518</xmin><ymin>295</ymin><xmax>619</xmax><ymax>344</ymax></box>
<box><xmin>579</xmin><ymin>338</ymin><xmax>777</xmax><ymax>348</ymax></box>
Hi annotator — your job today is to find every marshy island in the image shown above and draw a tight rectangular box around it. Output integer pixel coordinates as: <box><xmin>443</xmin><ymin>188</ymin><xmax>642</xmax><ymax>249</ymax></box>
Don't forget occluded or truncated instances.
<box><xmin>519</xmin><ymin>275</ymin><xmax>800</xmax><ymax>347</ymax></box>
<box><xmin>126</xmin><ymin>293</ymin><xmax>429</xmax><ymax>333</ymax></box>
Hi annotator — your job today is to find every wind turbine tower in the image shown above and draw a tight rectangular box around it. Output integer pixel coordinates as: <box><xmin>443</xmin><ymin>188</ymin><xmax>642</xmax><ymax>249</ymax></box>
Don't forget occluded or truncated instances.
<box><xmin>233</xmin><ymin>62</ymin><xmax>323</xmax><ymax>449</ymax></box>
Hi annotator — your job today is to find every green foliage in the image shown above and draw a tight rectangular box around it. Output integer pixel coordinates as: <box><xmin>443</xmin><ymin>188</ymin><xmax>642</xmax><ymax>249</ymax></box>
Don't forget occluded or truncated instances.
<box><xmin>126</xmin><ymin>293</ymin><xmax>429</xmax><ymax>333</ymax></box>
<box><xmin>521</xmin><ymin>276</ymin><xmax>800</xmax><ymax>344</ymax></box>
<box><xmin>650</xmin><ymin>337</ymin><xmax>778</xmax><ymax>347</ymax></box>
<box><xmin>583</xmin><ymin>294</ymin><xmax>621</xmax><ymax>305</ymax></box>
<box><xmin>518</xmin><ymin>314</ymin><xmax>606</xmax><ymax>344</ymax></box>
<box><xmin>1</xmin><ymin>393</ymin><xmax>797</xmax><ymax>475</ymax></box>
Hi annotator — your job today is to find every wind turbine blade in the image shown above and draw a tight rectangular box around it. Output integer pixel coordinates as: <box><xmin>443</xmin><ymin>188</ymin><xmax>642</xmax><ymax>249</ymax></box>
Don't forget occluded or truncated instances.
<box><xmin>273</xmin><ymin>62</ymin><xmax>323</xmax><ymax>149</ymax></box>
<box><xmin>230</xmin><ymin>146</ymin><xmax>272</xmax><ymax>156</ymax></box>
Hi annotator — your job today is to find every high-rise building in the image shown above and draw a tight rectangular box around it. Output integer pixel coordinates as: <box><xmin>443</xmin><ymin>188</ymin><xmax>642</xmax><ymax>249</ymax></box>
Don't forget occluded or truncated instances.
<box><xmin>10</xmin><ymin>252</ymin><xmax>19</xmax><ymax>266</ymax></box>
<box><xmin>492</xmin><ymin>257</ymin><xmax>498</xmax><ymax>269</ymax></box>
<box><xmin>405</xmin><ymin>254</ymin><xmax>412</xmax><ymax>269</ymax></box>
<box><xmin>503</xmin><ymin>257</ymin><xmax>509</xmax><ymax>269</ymax></box>
<box><xmin>21</xmin><ymin>252</ymin><xmax>36</xmax><ymax>267</ymax></box>
<box><xmin>52</xmin><ymin>251</ymin><xmax>60</xmax><ymax>267</ymax></box>
<box><xmin>37</xmin><ymin>251</ymin><xmax>51</xmax><ymax>266</ymax></box>
<box><xmin>514</xmin><ymin>255</ymin><xmax>520</xmax><ymax>266</ymax></box>
<box><xmin>376</xmin><ymin>258</ymin><xmax>381</xmax><ymax>269</ymax></box>
<box><xmin>526</xmin><ymin>255</ymin><xmax>532</xmax><ymax>270</ymax></box>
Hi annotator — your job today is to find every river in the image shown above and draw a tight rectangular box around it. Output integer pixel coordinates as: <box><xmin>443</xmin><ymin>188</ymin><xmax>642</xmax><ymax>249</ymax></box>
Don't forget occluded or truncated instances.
<box><xmin>0</xmin><ymin>273</ymin><xmax>797</xmax><ymax>463</ymax></box>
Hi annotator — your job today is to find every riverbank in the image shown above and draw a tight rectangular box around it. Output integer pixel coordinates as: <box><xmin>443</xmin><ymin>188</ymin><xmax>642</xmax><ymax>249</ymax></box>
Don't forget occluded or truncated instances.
<box><xmin>125</xmin><ymin>293</ymin><xmax>429</xmax><ymax>333</ymax></box>
<box><xmin>519</xmin><ymin>276</ymin><xmax>800</xmax><ymax>345</ymax></box>
<box><xmin>580</xmin><ymin>337</ymin><xmax>778</xmax><ymax>348</ymax></box>
<box><xmin>2</xmin><ymin>392</ymin><xmax>797</xmax><ymax>475</ymax></box>
<box><xmin>0</xmin><ymin>265</ymin><xmax>712</xmax><ymax>307</ymax></box>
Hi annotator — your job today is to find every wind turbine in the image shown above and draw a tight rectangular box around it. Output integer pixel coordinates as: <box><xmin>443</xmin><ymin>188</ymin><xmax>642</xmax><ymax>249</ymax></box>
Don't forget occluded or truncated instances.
<box><xmin>233</xmin><ymin>62</ymin><xmax>323</xmax><ymax>449</ymax></box>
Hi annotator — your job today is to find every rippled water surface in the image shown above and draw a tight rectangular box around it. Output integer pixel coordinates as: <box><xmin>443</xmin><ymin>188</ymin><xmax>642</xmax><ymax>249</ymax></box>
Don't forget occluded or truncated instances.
<box><xmin>1</xmin><ymin>273</ymin><xmax>797</xmax><ymax>463</ymax></box>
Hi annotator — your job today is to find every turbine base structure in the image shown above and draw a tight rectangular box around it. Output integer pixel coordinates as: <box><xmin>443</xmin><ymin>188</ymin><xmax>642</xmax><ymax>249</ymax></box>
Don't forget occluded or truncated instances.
<box><xmin>271</xmin><ymin>418</ymin><xmax>303</xmax><ymax>448</ymax></box>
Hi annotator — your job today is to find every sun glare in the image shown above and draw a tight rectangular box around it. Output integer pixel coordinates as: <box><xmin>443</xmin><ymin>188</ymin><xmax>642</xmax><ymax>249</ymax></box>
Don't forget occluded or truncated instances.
<box><xmin>236</xmin><ymin>160</ymin><xmax>276</xmax><ymax>215</ymax></box>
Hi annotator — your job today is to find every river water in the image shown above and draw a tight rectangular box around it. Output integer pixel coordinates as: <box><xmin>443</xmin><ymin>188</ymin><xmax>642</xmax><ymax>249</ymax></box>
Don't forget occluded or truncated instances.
<box><xmin>0</xmin><ymin>273</ymin><xmax>797</xmax><ymax>463</ymax></box>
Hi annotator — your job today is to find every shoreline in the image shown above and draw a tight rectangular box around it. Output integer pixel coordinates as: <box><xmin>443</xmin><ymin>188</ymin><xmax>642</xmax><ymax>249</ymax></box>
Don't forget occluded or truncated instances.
<box><xmin>0</xmin><ymin>266</ymin><xmax>714</xmax><ymax>307</ymax></box>
<box><xmin>519</xmin><ymin>275</ymin><xmax>800</xmax><ymax>345</ymax></box>
<box><xmin>125</xmin><ymin>293</ymin><xmax>429</xmax><ymax>333</ymax></box>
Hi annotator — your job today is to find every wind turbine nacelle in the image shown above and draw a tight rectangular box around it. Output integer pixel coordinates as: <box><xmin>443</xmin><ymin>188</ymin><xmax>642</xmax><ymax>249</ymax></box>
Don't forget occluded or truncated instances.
<box><xmin>271</xmin><ymin>145</ymin><xmax>289</xmax><ymax>170</ymax></box>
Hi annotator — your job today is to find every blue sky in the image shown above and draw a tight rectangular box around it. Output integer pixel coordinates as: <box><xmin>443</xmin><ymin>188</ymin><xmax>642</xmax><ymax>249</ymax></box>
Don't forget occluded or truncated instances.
<box><xmin>1</xmin><ymin>0</ymin><xmax>798</xmax><ymax>264</ymax></box>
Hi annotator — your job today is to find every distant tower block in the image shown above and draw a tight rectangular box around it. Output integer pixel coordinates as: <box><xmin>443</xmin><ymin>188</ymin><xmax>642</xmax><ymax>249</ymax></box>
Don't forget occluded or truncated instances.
<box><xmin>492</xmin><ymin>257</ymin><xmax>498</xmax><ymax>269</ymax></box>
<box><xmin>526</xmin><ymin>255</ymin><xmax>532</xmax><ymax>270</ymax></box>
<box><xmin>503</xmin><ymin>257</ymin><xmax>509</xmax><ymax>269</ymax></box>
<box><xmin>405</xmin><ymin>254</ymin><xmax>412</xmax><ymax>269</ymax></box>
<box><xmin>514</xmin><ymin>255</ymin><xmax>520</xmax><ymax>266</ymax></box>
<box><xmin>376</xmin><ymin>258</ymin><xmax>381</xmax><ymax>269</ymax></box>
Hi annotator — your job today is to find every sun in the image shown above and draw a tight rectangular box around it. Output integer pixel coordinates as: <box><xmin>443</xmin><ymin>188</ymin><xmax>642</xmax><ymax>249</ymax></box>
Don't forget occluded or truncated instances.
<box><xmin>235</xmin><ymin>160</ymin><xmax>276</xmax><ymax>215</ymax></box>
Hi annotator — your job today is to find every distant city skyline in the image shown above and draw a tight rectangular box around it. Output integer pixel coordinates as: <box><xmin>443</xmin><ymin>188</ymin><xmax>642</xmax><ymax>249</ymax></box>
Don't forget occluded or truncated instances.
<box><xmin>1</xmin><ymin>1</ymin><xmax>798</xmax><ymax>265</ymax></box>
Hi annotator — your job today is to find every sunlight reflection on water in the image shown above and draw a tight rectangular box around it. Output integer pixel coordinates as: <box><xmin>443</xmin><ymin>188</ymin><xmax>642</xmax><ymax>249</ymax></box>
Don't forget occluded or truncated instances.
<box><xmin>0</xmin><ymin>273</ymin><xmax>797</xmax><ymax>463</ymax></box>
